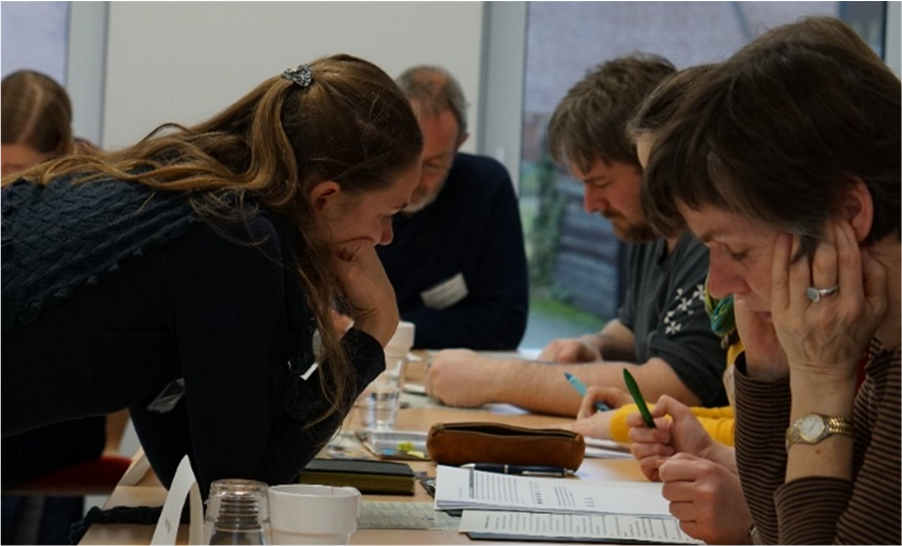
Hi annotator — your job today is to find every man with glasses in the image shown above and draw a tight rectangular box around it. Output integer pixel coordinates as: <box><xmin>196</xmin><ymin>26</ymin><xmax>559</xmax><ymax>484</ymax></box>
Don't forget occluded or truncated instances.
<box><xmin>376</xmin><ymin>65</ymin><xmax>528</xmax><ymax>350</ymax></box>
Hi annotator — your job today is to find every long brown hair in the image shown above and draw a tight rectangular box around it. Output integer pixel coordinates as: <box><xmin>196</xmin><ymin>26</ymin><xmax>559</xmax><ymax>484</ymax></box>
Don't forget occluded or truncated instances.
<box><xmin>642</xmin><ymin>17</ymin><xmax>900</xmax><ymax>257</ymax></box>
<box><xmin>8</xmin><ymin>53</ymin><xmax>423</xmax><ymax>427</ymax></box>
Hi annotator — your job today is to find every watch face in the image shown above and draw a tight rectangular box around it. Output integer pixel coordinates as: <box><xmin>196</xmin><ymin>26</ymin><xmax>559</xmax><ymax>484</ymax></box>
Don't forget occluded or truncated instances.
<box><xmin>799</xmin><ymin>414</ymin><xmax>826</xmax><ymax>442</ymax></box>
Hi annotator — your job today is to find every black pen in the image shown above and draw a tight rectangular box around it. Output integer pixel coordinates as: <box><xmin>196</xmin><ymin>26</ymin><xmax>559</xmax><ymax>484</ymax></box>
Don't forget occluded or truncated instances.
<box><xmin>460</xmin><ymin>463</ymin><xmax>573</xmax><ymax>477</ymax></box>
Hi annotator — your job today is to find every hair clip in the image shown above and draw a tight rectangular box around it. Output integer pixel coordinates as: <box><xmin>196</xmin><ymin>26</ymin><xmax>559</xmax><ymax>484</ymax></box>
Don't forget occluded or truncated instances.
<box><xmin>282</xmin><ymin>64</ymin><xmax>313</xmax><ymax>88</ymax></box>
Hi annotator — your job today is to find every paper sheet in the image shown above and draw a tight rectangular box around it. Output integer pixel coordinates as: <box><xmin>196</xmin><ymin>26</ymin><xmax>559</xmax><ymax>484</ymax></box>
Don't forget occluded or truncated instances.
<box><xmin>434</xmin><ymin>465</ymin><xmax>670</xmax><ymax>517</ymax></box>
<box><xmin>459</xmin><ymin>510</ymin><xmax>702</xmax><ymax>544</ymax></box>
<box><xmin>151</xmin><ymin>455</ymin><xmax>203</xmax><ymax>545</ymax></box>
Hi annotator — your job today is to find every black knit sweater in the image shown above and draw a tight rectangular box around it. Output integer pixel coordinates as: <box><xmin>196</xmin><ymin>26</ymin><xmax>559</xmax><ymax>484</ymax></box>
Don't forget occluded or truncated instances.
<box><xmin>2</xmin><ymin>176</ymin><xmax>384</xmax><ymax>496</ymax></box>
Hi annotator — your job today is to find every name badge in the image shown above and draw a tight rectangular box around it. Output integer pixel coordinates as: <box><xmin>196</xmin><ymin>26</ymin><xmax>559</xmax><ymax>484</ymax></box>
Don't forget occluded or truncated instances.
<box><xmin>420</xmin><ymin>273</ymin><xmax>468</xmax><ymax>310</ymax></box>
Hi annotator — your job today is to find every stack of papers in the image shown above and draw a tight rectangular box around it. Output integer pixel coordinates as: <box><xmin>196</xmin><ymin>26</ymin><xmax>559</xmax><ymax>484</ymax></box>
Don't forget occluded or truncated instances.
<box><xmin>459</xmin><ymin>511</ymin><xmax>702</xmax><ymax>544</ymax></box>
<box><xmin>434</xmin><ymin>465</ymin><xmax>670</xmax><ymax>516</ymax></box>
<box><xmin>434</xmin><ymin>465</ymin><xmax>701</xmax><ymax>544</ymax></box>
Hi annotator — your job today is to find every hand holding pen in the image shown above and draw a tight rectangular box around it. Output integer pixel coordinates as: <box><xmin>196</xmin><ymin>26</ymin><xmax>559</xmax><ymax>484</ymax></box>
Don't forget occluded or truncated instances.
<box><xmin>564</xmin><ymin>372</ymin><xmax>611</xmax><ymax>412</ymax></box>
<box><xmin>626</xmin><ymin>394</ymin><xmax>720</xmax><ymax>483</ymax></box>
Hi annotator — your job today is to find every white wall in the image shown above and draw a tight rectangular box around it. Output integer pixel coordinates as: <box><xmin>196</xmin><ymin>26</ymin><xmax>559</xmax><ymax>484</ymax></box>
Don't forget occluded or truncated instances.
<box><xmin>97</xmin><ymin>1</ymin><xmax>485</xmax><ymax>152</ymax></box>
<box><xmin>63</xmin><ymin>1</ymin><xmax>902</xmax><ymax>188</ymax></box>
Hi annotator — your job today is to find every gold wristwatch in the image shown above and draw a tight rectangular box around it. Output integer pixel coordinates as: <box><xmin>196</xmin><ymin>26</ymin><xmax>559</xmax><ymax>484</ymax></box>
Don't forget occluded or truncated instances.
<box><xmin>785</xmin><ymin>413</ymin><xmax>854</xmax><ymax>452</ymax></box>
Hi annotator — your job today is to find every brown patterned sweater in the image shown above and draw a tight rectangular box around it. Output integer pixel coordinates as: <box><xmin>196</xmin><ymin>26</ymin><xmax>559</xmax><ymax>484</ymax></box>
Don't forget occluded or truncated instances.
<box><xmin>734</xmin><ymin>340</ymin><xmax>900</xmax><ymax>544</ymax></box>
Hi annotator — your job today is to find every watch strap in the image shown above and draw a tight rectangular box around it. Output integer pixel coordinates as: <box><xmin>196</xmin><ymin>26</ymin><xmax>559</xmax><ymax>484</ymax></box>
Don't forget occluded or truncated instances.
<box><xmin>785</xmin><ymin>413</ymin><xmax>854</xmax><ymax>452</ymax></box>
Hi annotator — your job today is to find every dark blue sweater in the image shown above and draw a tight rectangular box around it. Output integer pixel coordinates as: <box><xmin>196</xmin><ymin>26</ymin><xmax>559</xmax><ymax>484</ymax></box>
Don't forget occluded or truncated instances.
<box><xmin>377</xmin><ymin>153</ymin><xmax>528</xmax><ymax>350</ymax></box>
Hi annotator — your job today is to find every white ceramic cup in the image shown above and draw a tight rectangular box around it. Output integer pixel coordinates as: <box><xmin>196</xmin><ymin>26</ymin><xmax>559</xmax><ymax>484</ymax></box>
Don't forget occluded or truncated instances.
<box><xmin>267</xmin><ymin>484</ymin><xmax>361</xmax><ymax>545</ymax></box>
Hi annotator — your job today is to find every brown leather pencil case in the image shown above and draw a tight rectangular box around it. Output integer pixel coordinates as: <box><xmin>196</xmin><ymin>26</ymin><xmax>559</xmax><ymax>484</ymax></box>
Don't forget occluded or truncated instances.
<box><xmin>426</xmin><ymin>421</ymin><xmax>585</xmax><ymax>471</ymax></box>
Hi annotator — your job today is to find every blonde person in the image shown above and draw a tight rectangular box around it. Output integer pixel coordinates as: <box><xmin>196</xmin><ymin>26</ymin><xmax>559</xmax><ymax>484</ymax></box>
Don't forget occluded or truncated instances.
<box><xmin>2</xmin><ymin>54</ymin><xmax>423</xmax><ymax>498</ymax></box>
<box><xmin>574</xmin><ymin>290</ymin><xmax>739</xmax><ymax>446</ymax></box>
<box><xmin>575</xmin><ymin>291</ymin><xmax>750</xmax><ymax>545</ymax></box>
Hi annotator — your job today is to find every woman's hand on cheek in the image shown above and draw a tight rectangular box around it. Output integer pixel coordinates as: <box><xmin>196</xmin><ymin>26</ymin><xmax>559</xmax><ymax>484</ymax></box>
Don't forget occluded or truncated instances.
<box><xmin>733</xmin><ymin>296</ymin><xmax>788</xmax><ymax>381</ymax></box>
<box><xmin>332</xmin><ymin>240</ymin><xmax>399</xmax><ymax>346</ymax></box>
<box><xmin>771</xmin><ymin>222</ymin><xmax>881</xmax><ymax>383</ymax></box>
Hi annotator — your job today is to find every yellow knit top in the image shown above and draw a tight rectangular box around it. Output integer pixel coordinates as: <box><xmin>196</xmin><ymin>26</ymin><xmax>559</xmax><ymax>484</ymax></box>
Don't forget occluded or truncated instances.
<box><xmin>608</xmin><ymin>340</ymin><xmax>742</xmax><ymax>446</ymax></box>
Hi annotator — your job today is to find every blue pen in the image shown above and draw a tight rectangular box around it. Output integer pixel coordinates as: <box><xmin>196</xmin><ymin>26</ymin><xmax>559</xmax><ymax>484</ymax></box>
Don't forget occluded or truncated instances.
<box><xmin>564</xmin><ymin>372</ymin><xmax>610</xmax><ymax>412</ymax></box>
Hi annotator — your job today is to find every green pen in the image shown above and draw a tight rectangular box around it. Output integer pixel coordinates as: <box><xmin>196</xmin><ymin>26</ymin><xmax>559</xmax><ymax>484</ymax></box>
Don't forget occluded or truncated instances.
<box><xmin>622</xmin><ymin>368</ymin><xmax>656</xmax><ymax>428</ymax></box>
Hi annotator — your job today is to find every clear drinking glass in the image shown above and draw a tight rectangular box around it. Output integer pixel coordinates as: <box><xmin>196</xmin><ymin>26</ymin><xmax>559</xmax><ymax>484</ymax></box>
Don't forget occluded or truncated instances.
<box><xmin>205</xmin><ymin>479</ymin><xmax>271</xmax><ymax>545</ymax></box>
<box><xmin>357</xmin><ymin>321</ymin><xmax>414</xmax><ymax>429</ymax></box>
<box><xmin>361</xmin><ymin>353</ymin><xmax>407</xmax><ymax>429</ymax></box>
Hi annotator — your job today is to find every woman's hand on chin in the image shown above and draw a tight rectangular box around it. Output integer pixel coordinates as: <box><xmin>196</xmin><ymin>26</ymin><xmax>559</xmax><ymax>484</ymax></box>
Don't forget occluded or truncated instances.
<box><xmin>733</xmin><ymin>296</ymin><xmax>788</xmax><ymax>382</ymax></box>
<box><xmin>331</xmin><ymin>240</ymin><xmax>398</xmax><ymax>346</ymax></box>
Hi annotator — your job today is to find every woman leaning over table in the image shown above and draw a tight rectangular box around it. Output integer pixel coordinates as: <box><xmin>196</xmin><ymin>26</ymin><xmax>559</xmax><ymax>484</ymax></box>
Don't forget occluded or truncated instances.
<box><xmin>1</xmin><ymin>54</ymin><xmax>423</xmax><ymax>497</ymax></box>
<box><xmin>636</xmin><ymin>17</ymin><xmax>900</xmax><ymax>544</ymax></box>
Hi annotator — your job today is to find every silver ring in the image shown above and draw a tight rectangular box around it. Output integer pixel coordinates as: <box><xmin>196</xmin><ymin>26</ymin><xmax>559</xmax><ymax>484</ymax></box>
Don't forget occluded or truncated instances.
<box><xmin>806</xmin><ymin>285</ymin><xmax>838</xmax><ymax>302</ymax></box>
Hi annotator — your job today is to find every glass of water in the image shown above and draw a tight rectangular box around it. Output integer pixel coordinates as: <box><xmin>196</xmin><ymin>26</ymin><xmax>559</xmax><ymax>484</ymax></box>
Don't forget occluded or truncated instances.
<box><xmin>359</xmin><ymin>353</ymin><xmax>406</xmax><ymax>429</ymax></box>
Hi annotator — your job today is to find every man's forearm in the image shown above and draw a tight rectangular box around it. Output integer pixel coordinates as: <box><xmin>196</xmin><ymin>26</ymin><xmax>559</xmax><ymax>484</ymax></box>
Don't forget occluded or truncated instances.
<box><xmin>489</xmin><ymin>360</ymin><xmax>586</xmax><ymax>416</ymax></box>
<box><xmin>492</xmin><ymin>358</ymin><xmax>701</xmax><ymax>416</ymax></box>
